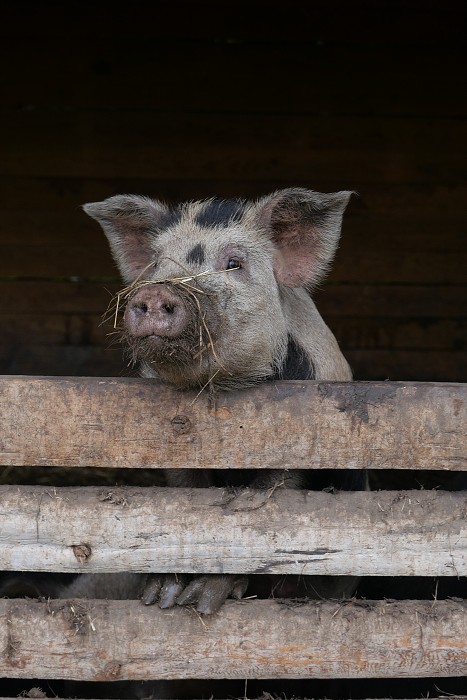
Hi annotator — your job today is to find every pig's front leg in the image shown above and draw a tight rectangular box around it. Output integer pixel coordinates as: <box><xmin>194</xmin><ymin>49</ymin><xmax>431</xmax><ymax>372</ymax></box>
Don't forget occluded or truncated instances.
<box><xmin>142</xmin><ymin>471</ymin><xmax>306</xmax><ymax>613</ymax></box>
<box><xmin>141</xmin><ymin>468</ymin><xmax>248</xmax><ymax>614</ymax></box>
<box><xmin>141</xmin><ymin>471</ymin><xmax>303</xmax><ymax>613</ymax></box>
<box><xmin>142</xmin><ymin>573</ymin><xmax>248</xmax><ymax>614</ymax></box>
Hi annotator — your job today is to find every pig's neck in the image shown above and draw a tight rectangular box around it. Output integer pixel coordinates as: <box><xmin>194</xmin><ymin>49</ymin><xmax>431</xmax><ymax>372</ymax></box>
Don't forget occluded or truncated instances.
<box><xmin>277</xmin><ymin>288</ymin><xmax>352</xmax><ymax>382</ymax></box>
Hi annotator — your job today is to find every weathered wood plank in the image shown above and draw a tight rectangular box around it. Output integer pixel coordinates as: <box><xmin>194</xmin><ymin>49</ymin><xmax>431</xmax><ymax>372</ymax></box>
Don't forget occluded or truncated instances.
<box><xmin>330</xmin><ymin>317</ymin><xmax>465</xmax><ymax>351</ymax></box>
<box><xmin>2</xmin><ymin>36</ymin><xmax>465</xmax><ymax>117</ymax></box>
<box><xmin>0</xmin><ymin>347</ymin><xmax>125</xmax><ymax>380</ymax></box>
<box><xmin>2</xmin><ymin>0</ymin><xmax>464</xmax><ymax>43</ymax></box>
<box><xmin>0</xmin><ymin>281</ymin><xmax>116</xmax><ymax>315</ymax></box>
<box><xmin>1</xmin><ymin>486</ymin><xmax>466</xmax><ymax>576</ymax></box>
<box><xmin>0</xmin><ymin>377</ymin><xmax>465</xmax><ymax>470</ymax></box>
<box><xmin>0</xmin><ymin>598</ymin><xmax>466</xmax><ymax>680</ymax></box>
<box><xmin>345</xmin><ymin>349</ymin><xmax>467</xmax><ymax>383</ymax></box>
<box><xmin>1</xmin><ymin>112</ymin><xmax>465</xmax><ymax>184</ymax></box>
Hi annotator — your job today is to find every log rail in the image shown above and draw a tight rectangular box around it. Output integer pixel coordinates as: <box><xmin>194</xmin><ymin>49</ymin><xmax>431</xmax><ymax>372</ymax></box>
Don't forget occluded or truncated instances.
<box><xmin>1</xmin><ymin>376</ymin><xmax>465</xmax><ymax>471</ymax></box>
<box><xmin>0</xmin><ymin>376</ymin><xmax>466</xmax><ymax>689</ymax></box>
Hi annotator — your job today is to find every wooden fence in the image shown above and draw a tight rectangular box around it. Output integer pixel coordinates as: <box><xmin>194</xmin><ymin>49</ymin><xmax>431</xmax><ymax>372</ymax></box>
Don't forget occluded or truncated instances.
<box><xmin>0</xmin><ymin>375</ymin><xmax>466</xmax><ymax>698</ymax></box>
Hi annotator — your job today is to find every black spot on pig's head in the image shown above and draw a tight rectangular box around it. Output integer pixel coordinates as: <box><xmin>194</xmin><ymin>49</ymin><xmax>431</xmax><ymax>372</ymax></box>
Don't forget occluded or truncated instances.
<box><xmin>194</xmin><ymin>198</ymin><xmax>245</xmax><ymax>228</ymax></box>
<box><xmin>186</xmin><ymin>243</ymin><xmax>206</xmax><ymax>266</ymax></box>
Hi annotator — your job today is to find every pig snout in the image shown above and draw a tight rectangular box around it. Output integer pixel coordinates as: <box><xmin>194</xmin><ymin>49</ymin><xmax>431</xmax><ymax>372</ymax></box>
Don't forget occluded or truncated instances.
<box><xmin>125</xmin><ymin>286</ymin><xmax>190</xmax><ymax>339</ymax></box>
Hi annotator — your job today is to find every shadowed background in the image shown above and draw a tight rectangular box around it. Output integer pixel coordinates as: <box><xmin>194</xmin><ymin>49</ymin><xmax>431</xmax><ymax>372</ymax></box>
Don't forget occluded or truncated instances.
<box><xmin>1</xmin><ymin>0</ymin><xmax>466</xmax><ymax>381</ymax></box>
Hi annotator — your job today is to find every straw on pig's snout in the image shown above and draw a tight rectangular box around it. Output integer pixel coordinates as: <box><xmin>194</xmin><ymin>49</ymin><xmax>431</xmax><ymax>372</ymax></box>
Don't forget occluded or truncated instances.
<box><xmin>102</xmin><ymin>266</ymin><xmax>237</xmax><ymax>379</ymax></box>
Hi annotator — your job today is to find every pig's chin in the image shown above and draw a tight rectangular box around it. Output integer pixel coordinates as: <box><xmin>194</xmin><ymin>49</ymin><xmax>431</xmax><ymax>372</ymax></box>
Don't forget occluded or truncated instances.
<box><xmin>124</xmin><ymin>332</ymin><xmax>200</xmax><ymax>369</ymax></box>
<box><xmin>123</xmin><ymin>330</ymin><xmax>275</xmax><ymax>391</ymax></box>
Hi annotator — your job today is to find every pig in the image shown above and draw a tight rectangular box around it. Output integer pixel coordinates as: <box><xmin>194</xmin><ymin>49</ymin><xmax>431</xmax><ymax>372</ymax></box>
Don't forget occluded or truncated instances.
<box><xmin>60</xmin><ymin>188</ymin><xmax>364</xmax><ymax>614</ymax></box>
<box><xmin>86</xmin><ymin>188</ymin><xmax>353</xmax><ymax>391</ymax></box>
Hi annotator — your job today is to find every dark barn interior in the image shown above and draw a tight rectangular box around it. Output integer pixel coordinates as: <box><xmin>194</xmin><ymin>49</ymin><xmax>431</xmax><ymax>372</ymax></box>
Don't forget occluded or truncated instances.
<box><xmin>1</xmin><ymin>1</ymin><xmax>466</xmax><ymax>698</ymax></box>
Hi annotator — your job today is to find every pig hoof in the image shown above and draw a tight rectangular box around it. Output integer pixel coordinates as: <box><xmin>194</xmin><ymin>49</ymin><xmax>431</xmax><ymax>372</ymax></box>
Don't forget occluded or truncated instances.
<box><xmin>141</xmin><ymin>573</ymin><xmax>188</xmax><ymax>607</ymax></box>
<box><xmin>176</xmin><ymin>574</ymin><xmax>249</xmax><ymax>615</ymax></box>
<box><xmin>141</xmin><ymin>574</ymin><xmax>248</xmax><ymax>614</ymax></box>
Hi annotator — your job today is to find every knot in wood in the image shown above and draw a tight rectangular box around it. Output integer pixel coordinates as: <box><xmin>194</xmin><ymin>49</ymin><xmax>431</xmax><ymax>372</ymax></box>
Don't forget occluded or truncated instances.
<box><xmin>72</xmin><ymin>543</ymin><xmax>92</xmax><ymax>564</ymax></box>
<box><xmin>103</xmin><ymin>660</ymin><xmax>122</xmax><ymax>679</ymax></box>
<box><xmin>171</xmin><ymin>414</ymin><xmax>192</xmax><ymax>434</ymax></box>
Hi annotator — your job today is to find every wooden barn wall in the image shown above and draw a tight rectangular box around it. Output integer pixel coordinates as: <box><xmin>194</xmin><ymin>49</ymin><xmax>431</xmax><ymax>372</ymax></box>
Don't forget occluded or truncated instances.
<box><xmin>0</xmin><ymin>0</ymin><xmax>466</xmax><ymax>382</ymax></box>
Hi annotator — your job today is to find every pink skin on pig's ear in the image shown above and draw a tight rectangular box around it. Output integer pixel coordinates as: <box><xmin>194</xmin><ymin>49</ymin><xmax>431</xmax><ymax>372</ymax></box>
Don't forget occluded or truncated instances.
<box><xmin>256</xmin><ymin>188</ymin><xmax>354</xmax><ymax>289</ymax></box>
<box><xmin>273</xmin><ymin>248</ymin><xmax>317</xmax><ymax>288</ymax></box>
<box><xmin>82</xmin><ymin>195</ymin><xmax>168</xmax><ymax>284</ymax></box>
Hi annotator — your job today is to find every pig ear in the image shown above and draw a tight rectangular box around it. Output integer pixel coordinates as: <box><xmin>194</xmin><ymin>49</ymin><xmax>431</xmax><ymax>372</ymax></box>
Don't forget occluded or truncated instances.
<box><xmin>83</xmin><ymin>195</ymin><xmax>170</xmax><ymax>283</ymax></box>
<box><xmin>257</xmin><ymin>188</ymin><xmax>353</xmax><ymax>288</ymax></box>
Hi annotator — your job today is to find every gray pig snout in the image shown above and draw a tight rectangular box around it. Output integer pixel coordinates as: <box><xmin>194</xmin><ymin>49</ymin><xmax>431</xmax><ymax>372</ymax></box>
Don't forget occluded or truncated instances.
<box><xmin>125</xmin><ymin>285</ymin><xmax>190</xmax><ymax>338</ymax></box>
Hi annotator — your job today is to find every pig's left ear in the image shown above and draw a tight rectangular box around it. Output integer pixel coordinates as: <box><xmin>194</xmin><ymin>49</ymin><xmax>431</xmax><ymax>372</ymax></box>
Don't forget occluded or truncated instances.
<box><xmin>82</xmin><ymin>195</ymin><xmax>170</xmax><ymax>284</ymax></box>
<box><xmin>257</xmin><ymin>188</ymin><xmax>353</xmax><ymax>288</ymax></box>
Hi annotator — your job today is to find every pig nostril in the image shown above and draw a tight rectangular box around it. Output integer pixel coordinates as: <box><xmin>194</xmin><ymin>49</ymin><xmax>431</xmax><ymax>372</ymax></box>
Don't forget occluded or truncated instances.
<box><xmin>162</xmin><ymin>304</ymin><xmax>175</xmax><ymax>314</ymax></box>
<box><xmin>139</xmin><ymin>302</ymin><xmax>148</xmax><ymax>313</ymax></box>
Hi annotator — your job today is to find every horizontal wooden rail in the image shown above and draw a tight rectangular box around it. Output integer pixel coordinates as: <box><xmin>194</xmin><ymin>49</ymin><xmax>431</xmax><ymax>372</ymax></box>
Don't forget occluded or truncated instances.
<box><xmin>1</xmin><ymin>486</ymin><xmax>466</xmax><ymax>576</ymax></box>
<box><xmin>1</xmin><ymin>598</ymin><xmax>466</xmax><ymax>680</ymax></box>
<box><xmin>1</xmin><ymin>376</ymin><xmax>465</xmax><ymax>470</ymax></box>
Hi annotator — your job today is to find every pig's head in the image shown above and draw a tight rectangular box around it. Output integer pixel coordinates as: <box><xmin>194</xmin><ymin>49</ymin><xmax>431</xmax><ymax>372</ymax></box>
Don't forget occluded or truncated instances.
<box><xmin>84</xmin><ymin>188</ymin><xmax>351</xmax><ymax>390</ymax></box>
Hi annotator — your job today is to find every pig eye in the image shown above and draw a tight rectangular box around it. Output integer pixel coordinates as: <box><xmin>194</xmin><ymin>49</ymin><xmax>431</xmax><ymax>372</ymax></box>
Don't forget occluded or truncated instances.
<box><xmin>226</xmin><ymin>259</ymin><xmax>241</xmax><ymax>270</ymax></box>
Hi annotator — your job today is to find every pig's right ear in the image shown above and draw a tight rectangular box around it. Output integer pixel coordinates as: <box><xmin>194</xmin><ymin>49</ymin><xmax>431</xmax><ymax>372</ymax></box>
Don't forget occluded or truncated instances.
<box><xmin>83</xmin><ymin>195</ymin><xmax>168</xmax><ymax>283</ymax></box>
<box><xmin>256</xmin><ymin>188</ymin><xmax>353</xmax><ymax>289</ymax></box>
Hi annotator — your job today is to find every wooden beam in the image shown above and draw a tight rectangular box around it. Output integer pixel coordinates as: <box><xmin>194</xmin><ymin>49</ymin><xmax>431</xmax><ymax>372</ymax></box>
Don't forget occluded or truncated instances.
<box><xmin>2</xmin><ymin>113</ymin><xmax>466</xmax><ymax>184</ymax></box>
<box><xmin>1</xmin><ymin>486</ymin><xmax>466</xmax><ymax>576</ymax></box>
<box><xmin>0</xmin><ymin>376</ymin><xmax>465</xmax><ymax>471</ymax></box>
<box><xmin>1</xmin><ymin>598</ymin><xmax>466</xmax><ymax>680</ymax></box>
<box><xmin>1</xmin><ymin>45</ymin><xmax>466</xmax><ymax>118</ymax></box>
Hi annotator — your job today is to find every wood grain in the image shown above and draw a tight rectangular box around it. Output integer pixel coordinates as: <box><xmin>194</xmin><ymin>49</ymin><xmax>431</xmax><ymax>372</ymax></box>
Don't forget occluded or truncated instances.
<box><xmin>0</xmin><ymin>377</ymin><xmax>465</xmax><ymax>471</ymax></box>
<box><xmin>1</xmin><ymin>598</ymin><xmax>466</xmax><ymax>680</ymax></box>
<box><xmin>0</xmin><ymin>486</ymin><xmax>466</xmax><ymax>576</ymax></box>
<box><xmin>2</xmin><ymin>0</ymin><xmax>464</xmax><ymax>43</ymax></box>
<box><xmin>1</xmin><ymin>112</ymin><xmax>465</xmax><ymax>185</ymax></box>
<box><xmin>2</xmin><ymin>36</ymin><xmax>465</xmax><ymax>116</ymax></box>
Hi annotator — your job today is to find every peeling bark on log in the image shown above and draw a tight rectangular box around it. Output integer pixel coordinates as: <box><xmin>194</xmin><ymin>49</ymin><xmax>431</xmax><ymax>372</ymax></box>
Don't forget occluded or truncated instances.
<box><xmin>1</xmin><ymin>486</ymin><xmax>467</xmax><ymax>576</ymax></box>
<box><xmin>0</xmin><ymin>598</ymin><xmax>466</xmax><ymax>681</ymax></box>
<box><xmin>0</xmin><ymin>376</ymin><xmax>465</xmax><ymax>471</ymax></box>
